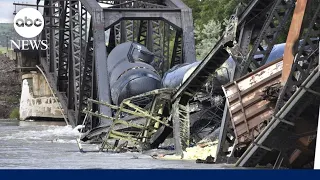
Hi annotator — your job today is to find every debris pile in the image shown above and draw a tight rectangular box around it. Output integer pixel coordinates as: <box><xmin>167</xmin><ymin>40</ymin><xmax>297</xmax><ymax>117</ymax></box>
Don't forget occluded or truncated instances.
<box><xmin>153</xmin><ymin>129</ymin><xmax>220</xmax><ymax>163</ymax></box>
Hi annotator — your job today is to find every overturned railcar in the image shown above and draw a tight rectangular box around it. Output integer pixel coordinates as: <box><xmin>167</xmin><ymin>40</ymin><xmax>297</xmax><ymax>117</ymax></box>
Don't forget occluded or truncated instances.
<box><xmin>107</xmin><ymin>42</ymin><xmax>162</xmax><ymax>105</ymax></box>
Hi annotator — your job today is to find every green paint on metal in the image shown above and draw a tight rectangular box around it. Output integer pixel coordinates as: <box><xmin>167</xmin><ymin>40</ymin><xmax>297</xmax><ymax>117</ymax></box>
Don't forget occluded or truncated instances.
<box><xmin>83</xmin><ymin>88</ymin><xmax>175</xmax><ymax>152</ymax></box>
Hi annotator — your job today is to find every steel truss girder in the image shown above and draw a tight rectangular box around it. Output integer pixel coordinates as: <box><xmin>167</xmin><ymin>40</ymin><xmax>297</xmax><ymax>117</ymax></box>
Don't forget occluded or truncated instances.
<box><xmin>276</xmin><ymin>1</ymin><xmax>320</xmax><ymax>113</ymax></box>
<box><xmin>104</xmin><ymin>10</ymin><xmax>181</xmax><ymax>29</ymax></box>
<box><xmin>58</xmin><ymin>0</ymin><xmax>69</xmax><ymax>92</ymax></box>
<box><xmin>103</xmin><ymin>2</ymin><xmax>196</xmax><ymax>64</ymax></box>
<box><xmin>237</xmin><ymin>66</ymin><xmax>320</xmax><ymax>167</ymax></box>
<box><xmin>39</xmin><ymin>0</ymin><xmax>76</xmax><ymax>126</ymax></box>
<box><xmin>39</xmin><ymin>0</ymin><xmax>195</xmax><ymax>129</ymax></box>
<box><xmin>215</xmin><ymin>0</ymin><xmax>297</xmax><ymax>163</ymax></box>
<box><xmin>68</xmin><ymin>1</ymin><xmax>88</xmax><ymax>120</ymax></box>
<box><xmin>114</xmin><ymin>20</ymin><xmax>134</xmax><ymax>45</ymax></box>
<box><xmin>171</xmin><ymin>30</ymin><xmax>182</xmax><ymax>67</ymax></box>
<box><xmin>162</xmin><ymin>23</ymin><xmax>170</xmax><ymax>71</ymax></box>
<box><xmin>39</xmin><ymin>0</ymin><xmax>111</xmax><ymax>127</ymax></box>
<box><xmin>79</xmin><ymin>0</ymin><xmax>112</xmax><ymax>126</ymax></box>
<box><xmin>236</xmin><ymin>0</ymin><xmax>296</xmax><ymax>77</ymax></box>
<box><xmin>134</xmin><ymin>20</ymin><xmax>171</xmax><ymax>72</ymax></box>
<box><xmin>78</xmin><ymin>21</ymin><xmax>93</xmax><ymax>125</ymax></box>
<box><xmin>173</xmin><ymin>98</ymin><xmax>190</xmax><ymax>154</ymax></box>
<box><xmin>70</xmin><ymin>1</ymin><xmax>82</xmax><ymax>115</ymax></box>
<box><xmin>236</xmin><ymin>0</ymin><xmax>320</xmax><ymax>168</ymax></box>
<box><xmin>82</xmin><ymin>89</ymin><xmax>174</xmax><ymax>151</ymax></box>
<box><xmin>148</xmin><ymin>20</ymin><xmax>163</xmax><ymax>74</ymax></box>
<box><xmin>53</xmin><ymin>1</ymin><xmax>60</xmax><ymax>76</ymax></box>
<box><xmin>44</xmin><ymin>0</ymin><xmax>58</xmax><ymax>74</ymax></box>
<box><xmin>114</xmin><ymin>22</ymin><xmax>121</xmax><ymax>45</ymax></box>
<box><xmin>125</xmin><ymin>20</ymin><xmax>135</xmax><ymax>42</ymax></box>
<box><xmin>109</xmin><ymin>1</ymin><xmax>167</xmax><ymax>9</ymax></box>
<box><xmin>137</xmin><ymin>20</ymin><xmax>148</xmax><ymax>46</ymax></box>
<box><xmin>98</xmin><ymin>0</ymin><xmax>168</xmax><ymax>7</ymax></box>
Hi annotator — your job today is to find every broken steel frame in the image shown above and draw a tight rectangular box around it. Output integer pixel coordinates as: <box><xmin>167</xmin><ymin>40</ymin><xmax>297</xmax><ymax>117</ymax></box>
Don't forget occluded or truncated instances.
<box><xmin>81</xmin><ymin>89</ymin><xmax>174</xmax><ymax>152</ymax></box>
<box><xmin>168</xmin><ymin>0</ymin><xmax>296</xmax><ymax>160</ymax></box>
<box><xmin>166</xmin><ymin>0</ymin><xmax>295</xmax><ymax>155</ymax></box>
<box><xmin>102</xmin><ymin>0</ymin><xmax>196</xmax><ymax>74</ymax></box>
<box><xmin>281</xmin><ymin>0</ymin><xmax>308</xmax><ymax>84</ymax></box>
<box><xmin>234</xmin><ymin>0</ymin><xmax>295</xmax><ymax>77</ymax></box>
<box><xmin>39</xmin><ymin>0</ymin><xmax>110</xmax><ymax>127</ymax></box>
<box><xmin>275</xmin><ymin>0</ymin><xmax>320</xmax><ymax>113</ymax></box>
<box><xmin>237</xmin><ymin>65</ymin><xmax>320</xmax><ymax>167</ymax></box>
<box><xmin>37</xmin><ymin>0</ymin><xmax>196</xmax><ymax>129</ymax></box>
<box><xmin>237</xmin><ymin>0</ymin><xmax>320</xmax><ymax>167</ymax></box>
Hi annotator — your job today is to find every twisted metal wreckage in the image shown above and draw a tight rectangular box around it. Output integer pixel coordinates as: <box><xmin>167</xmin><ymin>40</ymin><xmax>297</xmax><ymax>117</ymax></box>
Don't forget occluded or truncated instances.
<box><xmin>15</xmin><ymin>0</ymin><xmax>320</xmax><ymax>168</ymax></box>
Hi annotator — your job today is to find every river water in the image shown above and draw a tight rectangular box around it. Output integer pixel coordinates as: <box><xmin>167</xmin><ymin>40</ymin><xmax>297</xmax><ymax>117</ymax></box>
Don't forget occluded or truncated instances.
<box><xmin>0</xmin><ymin>119</ymin><xmax>234</xmax><ymax>169</ymax></box>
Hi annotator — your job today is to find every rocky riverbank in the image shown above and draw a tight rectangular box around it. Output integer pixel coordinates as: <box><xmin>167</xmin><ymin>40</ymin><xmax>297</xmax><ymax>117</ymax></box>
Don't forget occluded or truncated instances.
<box><xmin>0</xmin><ymin>54</ymin><xmax>20</xmax><ymax>118</ymax></box>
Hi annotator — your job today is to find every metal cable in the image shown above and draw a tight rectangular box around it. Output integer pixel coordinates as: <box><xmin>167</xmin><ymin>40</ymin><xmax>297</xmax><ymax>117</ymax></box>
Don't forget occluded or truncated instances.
<box><xmin>36</xmin><ymin>65</ymin><xmax>69</xmax><ymax>125</ymax></box>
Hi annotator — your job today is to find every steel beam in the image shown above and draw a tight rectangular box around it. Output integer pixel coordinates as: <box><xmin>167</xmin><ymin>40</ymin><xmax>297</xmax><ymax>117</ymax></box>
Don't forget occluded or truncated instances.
<box><xmin>275</xmin><ymin>1</ymin><xmax>320</xmax><ymax>113</ymax></box>
<box><xmin>162</xmin><ymin>22</ymin><xmax>170</xmax><ymax>72</ymax></box>
<box><xmin>237</xmin><ymin>66</ymin><xmax>320</xmax><ymax>167</ymax></box>
<box><xmin>90</xmin><ymin>1</ymin><xmax>113</xmax><ymax>125</ymax></box>
<box><xmin>53</xmin><ymin>1</ymin><xmax>60</xmax><ymax>76</ymax></box>
<box><xmin>137</xmin><ymin>20</ymin><xmax>148</xmax><ymax>46</ymax></box>
<box><xmin>179</xmin><ymin>6</ymin><xmax>196</xmax><ymax>64</ymax></box>
<box><xmin>281</xmin><ymin>0</ymin><xmax>308</xmax><ymax>85</ymax></box>
<box><xmin>38</xmin><ymin>0</ymin><xmax>196</xmax><ymax>130</ymax></box>
<box><xmin>70</xmin><ymin>1</ymin><xmax>81</xmax><ymax>117</ymax></box>
<box><xmin>57</xmin><ymin>0</ymin><xmax>69</xmax><ymax>93</ymax></box>
<box><xmin>216</xmin><ymin>62</ymin><xmax>236</xmax><ymax>161</ymax></box>
<box><xmin>78</xmin><ymin>20</ymin><xmax>93</xmax><ymax>125</ymax></box>
<box><xmin>103</xmin><ymin>10</ymin><xmax>182</xmax><ymax>29</ymax></box>
<box><xmin>237</xmin><ymin>0</ymin><xmax>295</xmax><ymax>77</ymax></box>
<box><xmin>102</xmin><ymin>0</ymin><xmax>196</xmax><ymax>71</ymax></box>
<box><xmin>166</xmin><ymin>0</ymin><xmax>196</xmax><ymax>64</ymax></box>
<box><xmin>171</xmin><ymin>30</ymin><xmax>182</xmax><ymax>67</ymax></box>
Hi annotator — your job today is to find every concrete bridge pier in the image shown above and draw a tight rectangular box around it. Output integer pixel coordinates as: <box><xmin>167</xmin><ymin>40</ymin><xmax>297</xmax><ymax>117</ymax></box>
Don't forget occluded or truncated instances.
<box><xmin>16</xmin><ymin>49</ymin><xmax>64</xmax><ymax>121</ymax></box>
<box><xmin>19</xmin><ymin>72</ymin><xmax>64</xmax><ymax>121</ymax></box>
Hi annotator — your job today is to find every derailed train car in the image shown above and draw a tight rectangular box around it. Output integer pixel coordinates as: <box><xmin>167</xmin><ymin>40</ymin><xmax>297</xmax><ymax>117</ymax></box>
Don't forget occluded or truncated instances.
<box><xmin>107</xmin><ymin>42</ymin><xmax>162</xmax><ymax>105</ymax></box>
<box><xmin>161</xmin><ymin>43</ymin><xmax>286</xmax><ymax>142</ymax></box>
<box><xmin>81</xmin><ymin>39</ymin><xmax>288</xmax><ymax>149</ymax></box>
<box><xmin>104</xmin><ymin>41</ymin><xmax>287</xmax><ymax>145</ymax></box>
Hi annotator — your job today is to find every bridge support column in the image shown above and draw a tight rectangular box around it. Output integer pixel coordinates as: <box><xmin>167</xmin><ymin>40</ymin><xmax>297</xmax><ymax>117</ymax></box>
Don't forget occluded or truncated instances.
<box><xmin>19</xmin><ymin>71</ymin><xmax>64</xmax><ymax>121</ymax></box>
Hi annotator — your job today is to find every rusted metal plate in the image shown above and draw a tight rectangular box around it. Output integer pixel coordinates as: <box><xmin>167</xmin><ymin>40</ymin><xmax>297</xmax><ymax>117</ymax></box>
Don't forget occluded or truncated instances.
<box><xmin>281</xmin><ymin>0</ymin><xmax>308</xmax><ymax>84</ymax></box>
<box><xmin>223</xmin><ymin>59</ymin><xmax>283</xmax><ymax>145</ymax></box>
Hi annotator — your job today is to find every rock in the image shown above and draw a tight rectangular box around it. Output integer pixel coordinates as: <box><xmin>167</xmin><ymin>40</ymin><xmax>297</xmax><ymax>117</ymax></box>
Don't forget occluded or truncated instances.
<box><xmin>196</xmin><ymin>155</ymin><xmax>215</xmax><ymax>164</ymax></box>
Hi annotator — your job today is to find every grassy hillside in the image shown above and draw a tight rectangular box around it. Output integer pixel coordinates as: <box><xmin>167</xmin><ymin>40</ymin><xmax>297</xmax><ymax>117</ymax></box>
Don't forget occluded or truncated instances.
<box><xmin>0</xmin><ymin>23</ymin><xmax>20</xmax><ymax>48</ymax></box>
<box><xmin>0</xmin><ymin>47</ymin><xmax>7</xmax><ymax>55</ymax></box>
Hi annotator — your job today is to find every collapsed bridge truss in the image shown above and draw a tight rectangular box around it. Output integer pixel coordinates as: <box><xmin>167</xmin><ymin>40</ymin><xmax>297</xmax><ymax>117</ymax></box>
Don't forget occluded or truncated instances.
<box><xmin>29</xmin><ymin>0</ymin><xmax>197</xmax><ymax>129</ymax></box>
<box><xmin>14</xmin><ymin>0</ymin><xmax>320</xmax><ymax>168</ymax></box>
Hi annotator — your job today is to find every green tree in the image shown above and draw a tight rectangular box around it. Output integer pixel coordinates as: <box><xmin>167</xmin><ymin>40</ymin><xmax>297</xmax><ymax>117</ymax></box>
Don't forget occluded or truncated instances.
<box><xmin>194</xmin><ymin>19</ymin><xmax>224</xmax><ymax>60</ymax></box>
<box><xmin>182</xmin><ymin>0</ymin><xmax>251</xmax><ymax>60</ymax></box>
<box><xmin>183</xmin><ymin>0</ymin><xmax>249</xmax><ymax>28</ymax></box>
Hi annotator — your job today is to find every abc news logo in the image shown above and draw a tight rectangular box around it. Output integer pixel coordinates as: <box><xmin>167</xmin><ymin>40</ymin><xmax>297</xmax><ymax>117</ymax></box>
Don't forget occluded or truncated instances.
<box><xmin>11</xmin><ymin>8</ymin><xmax>47</xmax><ymax>50</ymax></box>
<box><xmin>15</xmin><ymin>17</ymin><xmax>42</xmax><ymax>28</ymax></box>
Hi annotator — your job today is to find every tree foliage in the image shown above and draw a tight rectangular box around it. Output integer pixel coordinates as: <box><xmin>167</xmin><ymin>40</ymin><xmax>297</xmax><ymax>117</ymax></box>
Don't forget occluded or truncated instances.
<box><xmin>184</xmin><ymin>0</ymin><xmax>244</xmax><ymax>29</ymax></box>
<box><xmin>182</xmin><ymin>0</ymin><xmax>251</xmax><ymax>60</ymax></box>
<box><xmin>195</xmin><ymin>19</ymin><xmax>224</xmax><ymax>60</ymax></box>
